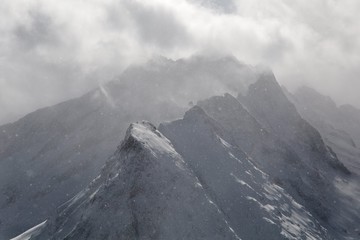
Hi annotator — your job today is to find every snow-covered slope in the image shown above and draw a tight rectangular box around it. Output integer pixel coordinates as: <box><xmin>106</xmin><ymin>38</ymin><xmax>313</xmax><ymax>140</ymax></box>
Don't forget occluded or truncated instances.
<box><xmin>25</xmin><ymin>121</ymin><xmax>239</xmax><ymax>240</ymax></box>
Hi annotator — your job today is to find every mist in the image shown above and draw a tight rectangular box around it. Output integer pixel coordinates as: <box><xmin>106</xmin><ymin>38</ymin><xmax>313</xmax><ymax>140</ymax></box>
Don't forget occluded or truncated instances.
<box><xmin>1</xmin><ymin>0</ymin><xmax>359</xmax><ymax>125</ymax></box>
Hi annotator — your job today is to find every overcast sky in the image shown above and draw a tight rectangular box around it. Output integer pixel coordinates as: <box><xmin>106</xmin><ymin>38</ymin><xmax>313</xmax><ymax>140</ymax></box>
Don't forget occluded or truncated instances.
<box><xmin>1</xmin><ymin>0</ymin><xmax>359</xmax><ymax>124</ymax></box>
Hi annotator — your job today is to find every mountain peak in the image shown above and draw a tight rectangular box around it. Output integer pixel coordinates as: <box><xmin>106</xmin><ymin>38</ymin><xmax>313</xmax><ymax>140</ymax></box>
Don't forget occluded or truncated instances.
<box><xmin>243</xmin><ymin>71</ymin><xmax>300</xmax><ymax>131</ymax></box>
<box><xmin>295</xmin><ymin>86</ymin><xmax>337</xmax><ymax>109</ymax></box>
<box><xmin>183</xmin><ymin>105</ymin><xmax>209</xmax><ymax>121</ymax></box>
<box><xmin>252</xmin><ymin>71</ymin><xmax>283</xmax><ymax>94</ymax></box>
<box><xmin>125</xmin><ymin>121</ymin><xmax>158</xmax><ymax>139</ymax></box>
<box><xmin>26</xmin><ymin>119</ymin><xmax>239</xmax><ymax>240</ymax></box>
<box><xmin>121</xmin><ymin>121</ymin><xmax>178</xmax><ymax>157</ymax></box>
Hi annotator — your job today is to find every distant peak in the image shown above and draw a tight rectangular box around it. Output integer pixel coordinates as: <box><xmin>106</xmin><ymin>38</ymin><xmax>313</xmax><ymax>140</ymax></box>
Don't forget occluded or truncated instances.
<box><xmin>184</xmin><ymin>54</ymin><xmax>244</xmax><ymax>66</ymax></box>
<box><xmin>295</xmin><ymin>86</ymin><xmax>323</xmax><ymax>98</ymax></box>
<box><xmin>247</xmin><ymin>71</ymin><xmax>284</xmax><ymax>97</ymax></box>
<box><xmin>223</xmin><ymin>92</ymin><xmax>239</xmax><ymax>102</ymax></box>
<box><xmin>295</xmin><ymin>86</ymin><xmax>337</xmax><ymax>109</ymax></box>
<box><xmin>339</xmin><ymin>104</ymin><xmax>360</xmax><ymax>112</ymax></box>
<box><xmin>183</xmin><ymin>105</ymin><xmax>208</xmax><ymax>120</ymax></box>
<box><xmin>254</xmin><ymin>64</ymin><xmax>273</xmax><ymax>74</ymax></box>
<box><xmin>198</xmin><ymin>93</ymin><xmax>239</xmax><ymax>108</ymax></box>
<box><xmin>257</xmin><ymin>71</ymin><xmax>278</xmax><ymax>85</ymax></box>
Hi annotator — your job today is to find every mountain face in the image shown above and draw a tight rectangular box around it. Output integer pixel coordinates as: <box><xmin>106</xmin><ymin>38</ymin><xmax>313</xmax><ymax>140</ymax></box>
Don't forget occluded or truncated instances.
<box><xmin>20</xmin><ymin>122</ymin><xmax>240</xmax><ymax>240</ymax></box>
<box><xmin>239</xmin><ymin>73</ymin><xmax>349</xmax><ymax>174</ymax></box>
<box><xmin>236</xmin><ymin>75</ymin><xmax>360</xmax><ymax>237</ymax></box>
<box><xmin>284</xmin><ymin>86</ymin><xmax>360</xmax><ymax>239</ymax></box>
<box><xmin>2</xmin><ymin>55</ymin><xmax>360</xmax><ymax>239</ymax></box>
<box><xmin>160</xmin><ymin>107</ymin><xmax>330</xmax><ymax>240</ymax></box>
<box><xmin>17</xmin><ymin>119</ymin><xmax>329</xmax><ymax>240</ymax></box>
<box><xmin>0</xmin><ymin>90</ymin><xmax>123</xmax><ymax>238</ymax></box>
<box><xmin>193</xmin><ymin>90</ymin><xmax>357</xmax><ymax>238</ymax></box>
<box><xmin>196</xmin><ymin>93</ymin><xmax>333</xmax><ymax>221</ymax></box>
<box><xmin>0</xmin><ymin>56</ymin><xmax>260</xmax><ymax>239</ymax></box>
<box><xmin>18</xmin><ymin>103</ymin><xmax>356</xmax><ymax>240</ymax></box>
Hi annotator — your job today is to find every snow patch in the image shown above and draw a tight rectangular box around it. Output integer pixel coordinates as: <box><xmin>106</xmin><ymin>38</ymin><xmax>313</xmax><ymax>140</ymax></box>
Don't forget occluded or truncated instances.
<box><xmin>217</xmin><ymin>135</ymin><xmax>232</xmax><ymax>148</ymax></box>
<box><xmin>230</xmin><ymin>173</ymin><xmax>255</xmax><ymax>191</ymax></box>
<box><xmin>11</xmin><ymin>221</ymin><xmax>47</xmax><ymax>240</ymax></box>
<box><xmin>99</xmin><ymin>85</ymin><xmax>115</xmax><ymax>108</ymax></box>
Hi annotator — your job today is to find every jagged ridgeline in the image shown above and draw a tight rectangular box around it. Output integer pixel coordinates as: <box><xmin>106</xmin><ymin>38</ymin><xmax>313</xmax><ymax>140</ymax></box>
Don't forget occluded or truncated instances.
<box><xmin>1</xmin><ymin>56</ymin><xmax>259</xmax><ymax>238</ymax></box>
<box><xmin>2</xmin><ymin>56</ymin><xmax>359</xmax><ymax>240</ymax></box>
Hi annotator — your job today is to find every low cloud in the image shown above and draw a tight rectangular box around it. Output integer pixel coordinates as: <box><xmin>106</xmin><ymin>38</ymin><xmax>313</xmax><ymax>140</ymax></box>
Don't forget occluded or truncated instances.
<box><xmin>0</xmin><ymin>0</ymin><xmax>359</xmax><ymax>124</ymax></box>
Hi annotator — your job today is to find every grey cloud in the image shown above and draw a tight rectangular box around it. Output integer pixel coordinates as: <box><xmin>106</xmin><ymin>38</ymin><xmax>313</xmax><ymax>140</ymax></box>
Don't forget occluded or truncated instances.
<box><xmin>13</xmin><ymin>10</ymin><xmax>60</xmax><ymax>50</ymax></box>
<box><xmin>0</xmin><ymin>0</ymin><xmax>359</xmax><ymax>124</ymax></box>
<box><xmin>261</xmin><ymin>30</ymin><xmax>294</xmax><ymax>62</ymax></box>
<box><xmin>192</xmin><ymin>0</ymin><xmax>237</xmax><ymax>14</ymax></box>
<box><xmin>125</xmin><ymin>1</ymin><xmax>191</xmax><ymax>49</ymax></box>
